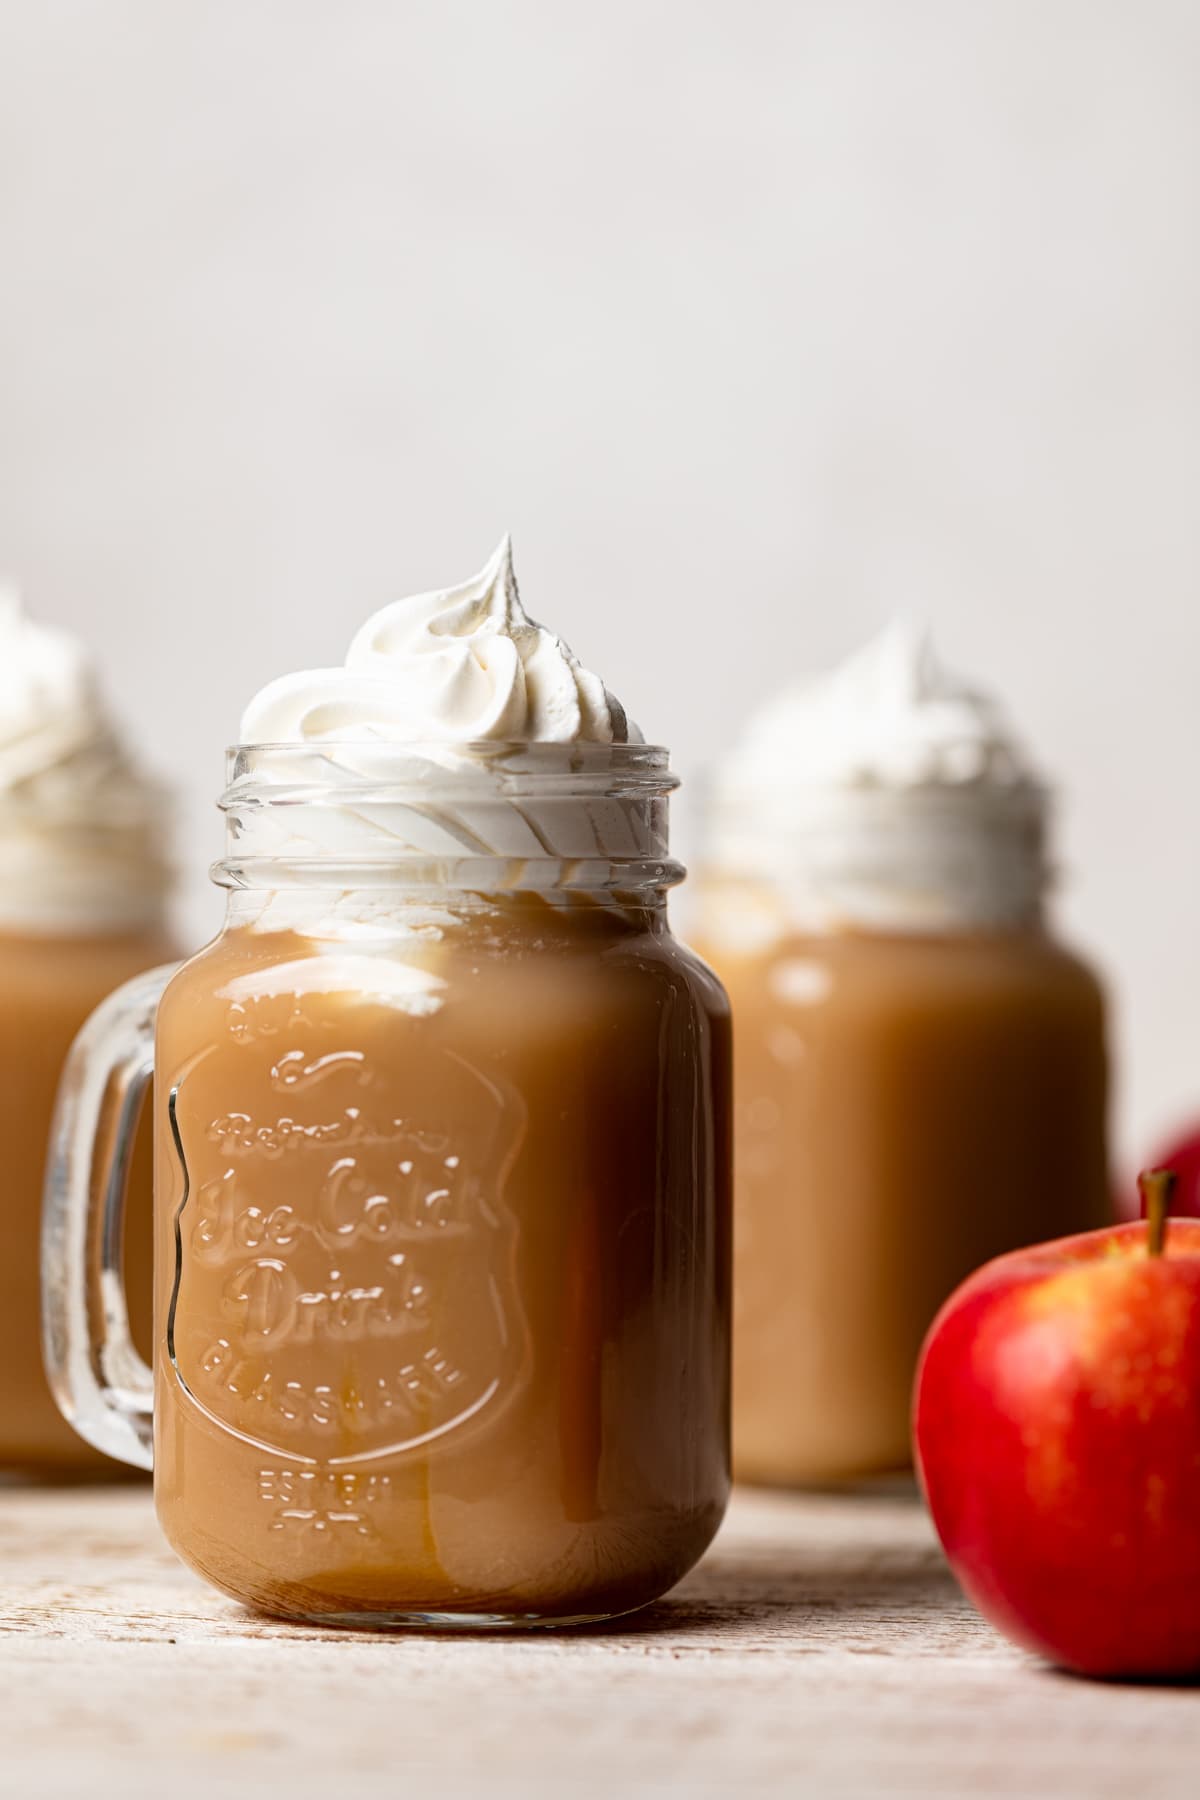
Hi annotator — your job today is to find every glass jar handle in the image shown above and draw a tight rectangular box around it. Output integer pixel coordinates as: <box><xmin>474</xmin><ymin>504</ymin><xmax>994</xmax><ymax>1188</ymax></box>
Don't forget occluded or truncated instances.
<box><xmin>41</xmin><ymin>964</ymin><xmax>178</xmax><ymax>1470</ymax></box>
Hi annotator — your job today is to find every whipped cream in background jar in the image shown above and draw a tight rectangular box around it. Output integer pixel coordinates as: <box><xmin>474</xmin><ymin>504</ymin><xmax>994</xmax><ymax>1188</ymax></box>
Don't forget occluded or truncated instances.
<box><xmin>44</xmin><ymin>540</ymin><xmax>731</xmax><ymax>1628</ymax></box>
<box><xmin>691</xmin><ymin>624</ymin><xmax>1110</xmax><ymax>1487</ymax></box>
<box><xmin>0</xmin><ymin>591</ymin><xmax>177</xmax><ymax>1470</ymax></box>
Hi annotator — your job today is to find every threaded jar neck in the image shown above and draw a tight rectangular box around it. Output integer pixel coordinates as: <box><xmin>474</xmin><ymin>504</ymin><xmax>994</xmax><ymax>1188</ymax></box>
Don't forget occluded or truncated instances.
<box><xmin>214</xmin><ymin>740</ymin><xmax>684</xmax><ymax>901</ymax></box>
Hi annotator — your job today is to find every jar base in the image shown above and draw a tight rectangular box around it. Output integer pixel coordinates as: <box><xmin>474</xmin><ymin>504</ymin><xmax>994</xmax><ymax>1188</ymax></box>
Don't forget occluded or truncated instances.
<box><xmin>243</xmin><ymin>1601</ymin><xmax>651</xmax><ymax>1634</ymax></box>
<box><xmin>733</xmin><ymin>1463</ymin><xmax>917</xmax><ymax>1497</ymax></box>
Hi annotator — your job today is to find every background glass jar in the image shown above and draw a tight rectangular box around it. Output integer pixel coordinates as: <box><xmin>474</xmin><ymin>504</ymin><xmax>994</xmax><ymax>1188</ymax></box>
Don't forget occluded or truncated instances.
<box><xmin>690</xmin><ymin>779</ymin><xmax>1109</xmax><ymax>1486</ymax></box>
<box><xmin>44</xmin><ymin>742</ymin><xmax>731</xmax><ymax>1626</ymax></box>
<box><xmin>0</xmin><ymin>776</ymin><xmax>174</xmax><ymax>1471</ymax></box>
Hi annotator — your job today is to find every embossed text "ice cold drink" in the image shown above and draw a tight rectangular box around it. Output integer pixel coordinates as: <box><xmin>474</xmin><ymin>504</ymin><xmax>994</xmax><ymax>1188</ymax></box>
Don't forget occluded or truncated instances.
<box><xmin>44</xmin><ymin>541</ymin><xmax>731</xmax><ymax>1625</ymax></box>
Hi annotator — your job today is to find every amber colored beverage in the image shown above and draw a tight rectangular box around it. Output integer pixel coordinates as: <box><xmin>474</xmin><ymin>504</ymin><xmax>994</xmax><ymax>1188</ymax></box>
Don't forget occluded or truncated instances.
<box><xmin>0</xmin><ymin>928</ymin><xmax>172</xmax><ymax>1468</ymax></box>
<box><xmin>152</xmin><ymin>901</ymin><xmax>730</xmax><ymax>1623</ymax></box>
<box><xmin>694</xmin><ymin>918</ymin><xmax>1108</xmax><ymax>1485</ymax></box>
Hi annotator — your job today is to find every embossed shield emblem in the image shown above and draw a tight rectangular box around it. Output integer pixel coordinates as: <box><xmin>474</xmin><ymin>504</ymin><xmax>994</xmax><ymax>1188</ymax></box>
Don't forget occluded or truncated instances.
<box><xmin>168</xmin><ymin>993</ymin><xmax>530</xmax><ymax>1469</ymax></box>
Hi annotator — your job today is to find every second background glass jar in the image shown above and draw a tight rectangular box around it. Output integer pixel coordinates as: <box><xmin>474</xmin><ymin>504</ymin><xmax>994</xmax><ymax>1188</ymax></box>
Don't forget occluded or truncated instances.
<box><xmin>693</xmin><ymin>751</ymin><xmax>1109</xmax><ymax>1486</ymax></box>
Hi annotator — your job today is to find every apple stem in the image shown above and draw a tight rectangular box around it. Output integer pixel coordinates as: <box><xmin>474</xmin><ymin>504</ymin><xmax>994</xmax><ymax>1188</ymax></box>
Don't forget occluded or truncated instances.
<box><xmin>1138</xmin><ymin>1168</ymin><xmax>1177</xmax><ymax>1257</ymax></box>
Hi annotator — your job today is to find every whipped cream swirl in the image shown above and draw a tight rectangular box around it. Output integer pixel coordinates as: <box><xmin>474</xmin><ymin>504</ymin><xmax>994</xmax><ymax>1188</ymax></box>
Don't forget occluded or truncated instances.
<box><xmin>708</xmin><ymin>624</ymin><xmax>1048</xmax><ymax>934</ymax></box>
<box><xmin>0</xmin><ymin>588</ymin><xmax>169</xmax><ymax>931</ymax></box>
<box><xmin>722</xmin><ymin>621</ymin><xmax>1034</xmax><ymax>792</ymax></box>
<box><xmin>242</xmin><ymin>536</ymin><xmax>638</xmax><ymax>747</ymax></box>
<box><xmin>227</xmin><ymin>542</ymin><xmax>664</xmax><ymax>907</ymax></box>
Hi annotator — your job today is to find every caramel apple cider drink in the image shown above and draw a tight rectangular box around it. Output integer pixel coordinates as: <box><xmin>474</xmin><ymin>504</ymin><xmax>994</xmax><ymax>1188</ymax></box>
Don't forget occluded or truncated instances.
<box><xmin>691</xmin><ymin>626</ymin><xmax>1109</xmax><ymax>1487</ymax></box>
<box><xmin>0</xmin><ymin>592</ymin><xmax>173</xmax><ymax>1471</ymax></box>
<box><xmin>45</xmin><ymin>539</ymin><xmax>731</xmax><ymax>1626</ymax></box>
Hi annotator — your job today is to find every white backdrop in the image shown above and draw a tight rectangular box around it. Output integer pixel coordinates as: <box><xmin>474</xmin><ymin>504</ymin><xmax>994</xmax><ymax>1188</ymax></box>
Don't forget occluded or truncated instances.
<box><xmin>0</xmin><ymin>0</ymin><xmax>1197</xmax><ymax>1168</ymax></box>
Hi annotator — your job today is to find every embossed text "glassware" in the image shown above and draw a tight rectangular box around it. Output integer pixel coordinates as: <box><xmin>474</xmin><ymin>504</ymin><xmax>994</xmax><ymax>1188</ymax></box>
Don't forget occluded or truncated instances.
<box><xmin>43</xmin><ymin>743</ymin><xmax>731</xmax><ymax>1626</ymax></box>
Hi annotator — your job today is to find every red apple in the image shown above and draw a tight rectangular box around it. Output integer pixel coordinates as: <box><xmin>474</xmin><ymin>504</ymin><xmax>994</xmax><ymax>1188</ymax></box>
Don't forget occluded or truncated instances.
<box><xmin>914</xmin><ymin>1174</ymin><xmax>1200</xmax><ymax>1679</ymax></box>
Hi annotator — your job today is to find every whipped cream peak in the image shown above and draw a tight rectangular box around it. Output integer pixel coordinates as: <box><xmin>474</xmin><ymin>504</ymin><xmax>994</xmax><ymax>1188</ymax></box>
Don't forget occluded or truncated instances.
<box><xmin>241</xmin><ymin>537</ymin><xmax>638</xmax><ymax>747</ymax></box>
<box><xmin>0</xmin><ymin>586</ymin><xmax>169</xmax><ymax>931</ymax></box>
<box><xmin>708</xmin><ymin>625</ymin><xmax>1049</xmax><ymax>934</ymax></box>
<box><xmin>0</xmin><ymin>585</ymin><xmax>102</xmax><ymax>782</ymax></box>
<box><xmin>727</xmin><ymin>622</ymin><xmax>1038</xmax><ymax>793</ymax></box>
<box><xmin>228</xmin><ymin>543</ymin><xmax>660</xmax><ymax>906</ymax></box>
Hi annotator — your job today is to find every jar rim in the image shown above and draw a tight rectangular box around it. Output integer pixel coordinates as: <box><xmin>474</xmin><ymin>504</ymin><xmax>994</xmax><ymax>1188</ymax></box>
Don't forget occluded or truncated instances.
<box><xmin>222</xmin><ymin>739</ymin><xmax>676</xmax><ymax>800</ymax></box>
<box><xmin>224</xmin><ymin>737</ymin><xmax>672</xmax><ymax>760</ymax></box>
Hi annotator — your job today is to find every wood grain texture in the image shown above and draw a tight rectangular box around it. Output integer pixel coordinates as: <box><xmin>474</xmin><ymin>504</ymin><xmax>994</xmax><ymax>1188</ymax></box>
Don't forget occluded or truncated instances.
<box><xmin>1</xmin><ymin>1481</ymin><xmax>1198</xmax><ymax>1799</ymax></box>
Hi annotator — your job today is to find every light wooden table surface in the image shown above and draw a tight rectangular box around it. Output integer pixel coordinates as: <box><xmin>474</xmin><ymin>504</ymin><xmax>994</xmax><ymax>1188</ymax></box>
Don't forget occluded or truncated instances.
<box><xmin>1</xmin><ymin>1479</ymin><xmax>1198</xmax><ymax>1799</ymax></box>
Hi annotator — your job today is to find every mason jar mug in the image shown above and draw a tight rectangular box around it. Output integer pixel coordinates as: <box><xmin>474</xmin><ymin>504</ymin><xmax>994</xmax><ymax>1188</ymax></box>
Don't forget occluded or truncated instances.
<box><xmin>43</xmin><ymin>743</ymin><xmax>731</xmax><ymax>1627</ymax></box>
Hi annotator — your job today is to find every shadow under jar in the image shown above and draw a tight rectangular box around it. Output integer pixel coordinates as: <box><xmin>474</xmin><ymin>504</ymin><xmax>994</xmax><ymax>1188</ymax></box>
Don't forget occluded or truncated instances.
<box><xmin>44</xmin><ymin>742</ymin><xmax>731</xmax><ymax>1627</ymax></box>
